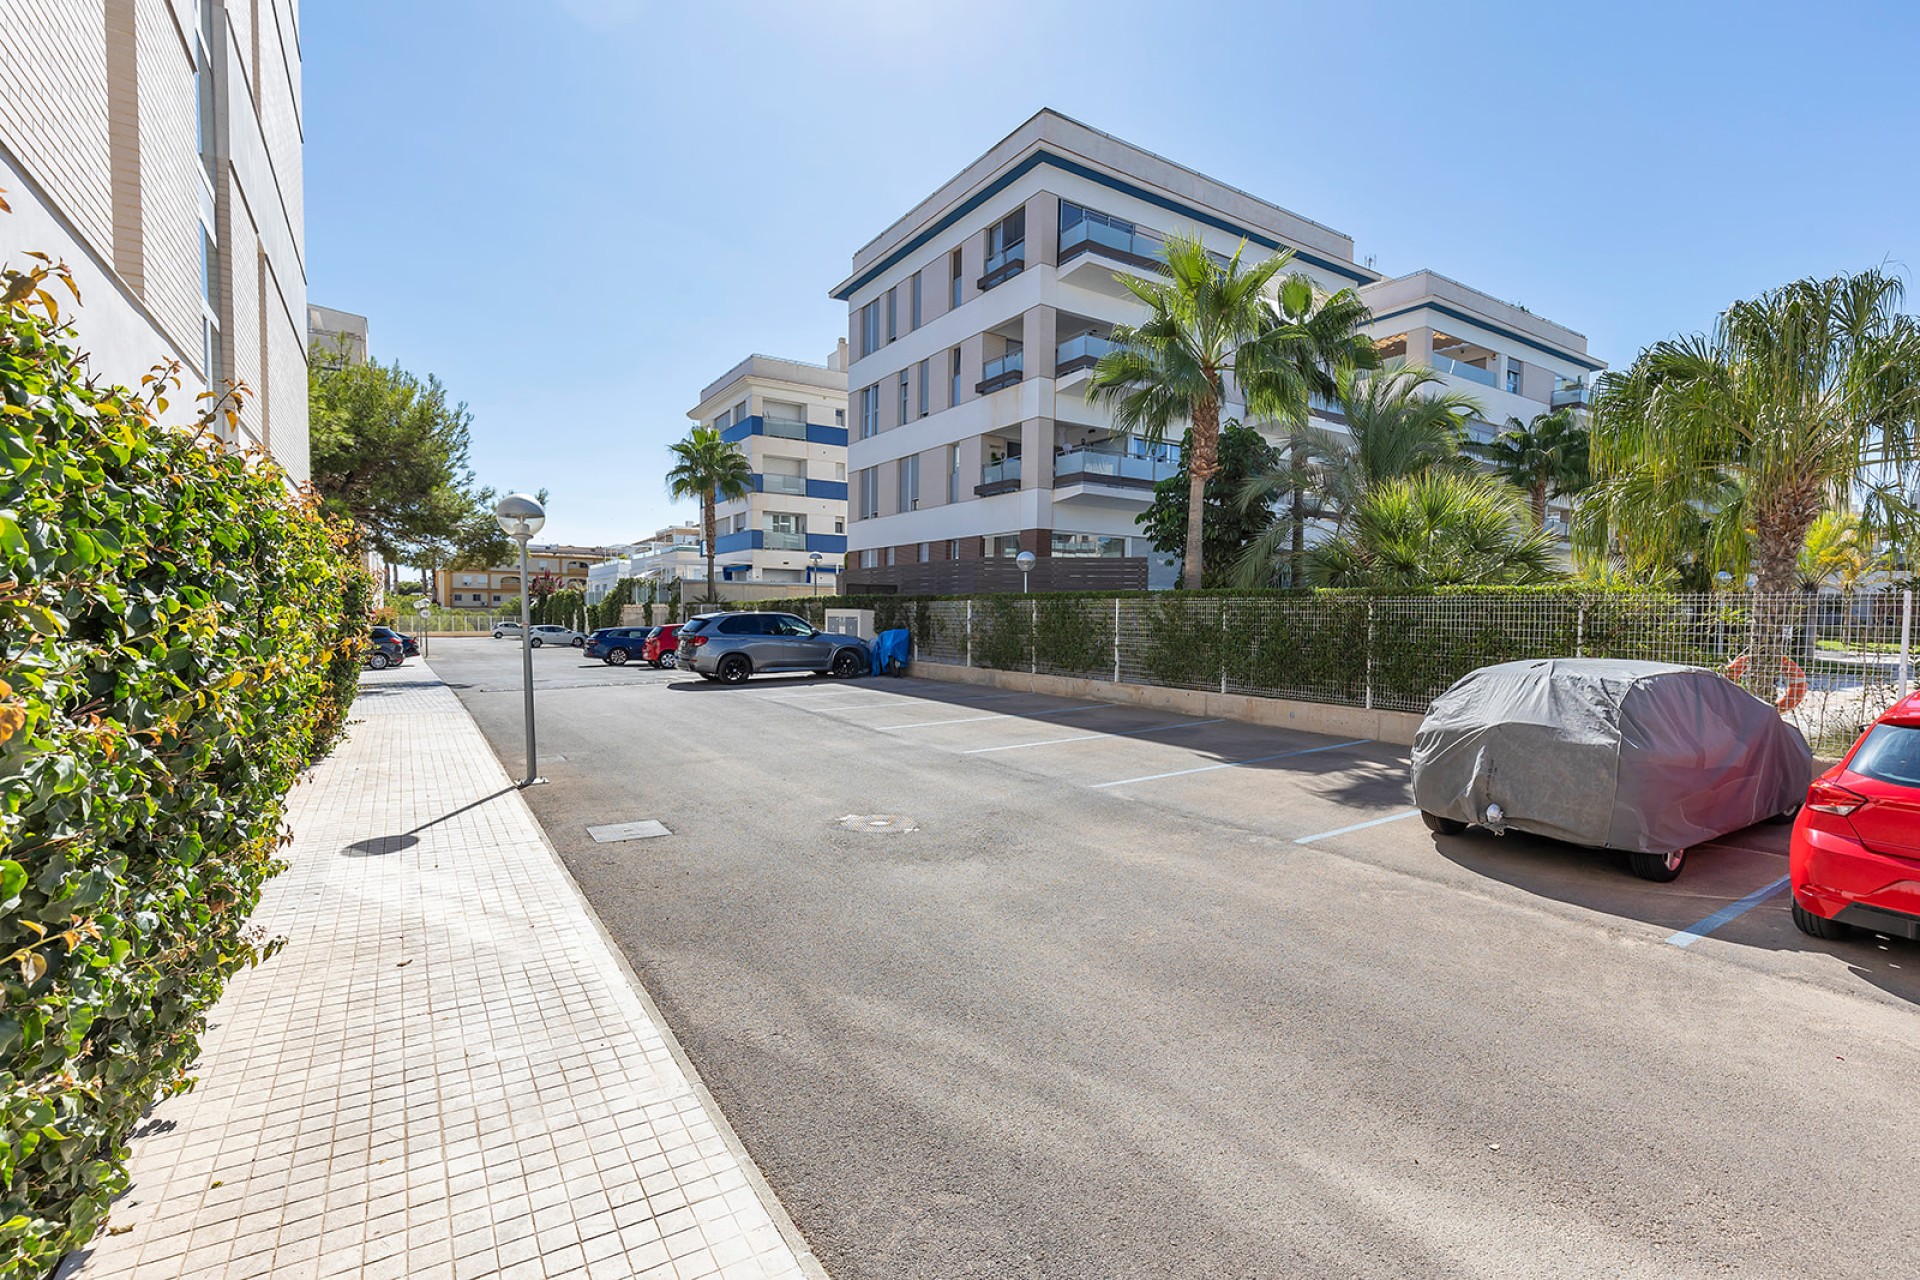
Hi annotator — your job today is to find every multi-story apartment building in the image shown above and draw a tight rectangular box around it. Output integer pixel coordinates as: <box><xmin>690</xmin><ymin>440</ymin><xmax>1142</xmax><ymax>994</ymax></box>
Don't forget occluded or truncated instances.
<box><xmin>687</xmin><ymin>350</ymin><xmax>849</xmax><ymax>588</ymax></box>
<box><xmin>831</xmin><ymin>110</ymin><xmax>1602</xmax><ymax>587</ymax></box>
<box><xmin>433</xmin><ymin>545</ymin><xmax>612</xmax><ymax>611</ymax></box>
<box><xmin>307</xmin><ymin>302</ymin><xmax>368</xmax><ymax>368</ymax></box>
<box><xmin>0</xmin><ymin>1</ymin><xmax>310</xmax><ymax>480</ymax></box>
<box><xmin>583</xmin><ymin>526</ymin><xmax>704</xmax><ymax>602</ymax></box>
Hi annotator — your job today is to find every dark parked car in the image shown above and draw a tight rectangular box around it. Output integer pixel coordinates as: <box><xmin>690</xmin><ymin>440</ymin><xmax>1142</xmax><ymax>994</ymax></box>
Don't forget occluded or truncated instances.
<box><xmin>675</xmin><ymin>612</ymin><xmax>868</xmax><ymax>683</ymax></box>
<box><xmin>363</xmin><ymin>630</ymin><xmax>406</xmax><ymax>671</ymax></box>
<box><xmin>372</xmin><ymin>625</ymin><xmax>418</xmax><ymax>657</ymax></box>
<box><xmin>1412</xmin><ymin>659</ymin><xmax>1811</xmax><ymax>881</ymax></box>
<box><xmin>585</xmin><ymin>626</ymin><xmax>653</xmax><ymax>665</ymax></box>
<box><xmin>642</xmin><ymin>623</ymin><xmax>681</xmax><ymax>668</ymax></box>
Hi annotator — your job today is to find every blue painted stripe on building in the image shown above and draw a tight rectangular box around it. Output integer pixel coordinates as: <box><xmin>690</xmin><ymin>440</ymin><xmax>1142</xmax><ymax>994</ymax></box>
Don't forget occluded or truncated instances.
<box><xmin>805</xmin><ymin>534</ymin><xmax>848</xmax><ymax>553</ymax></box>
<box><xmin>1368</xmin><ymin>303</ymin><xmax>1605</xmax><ymax>372</ymax></box>
<box><xmin>831</xmin><ymin>149</ymin><xmax>1376</xmax><ymax>302</ymax></box>
<box><xmin>719</xmin><ymin>417</ymin><xmax>756</xmax><ymax>443</ymax></box>
<box><xmin>806</xmin><ymin>480</ymin><xmax>848</xmax><ymax>501</ymax></box>
<box><xmin>807</xmin><ymin>424</ymin><xmax>849</xmax><ymax>447</ymax></box>
<box><xmin>714</xmin><ymin>531</ymin><xmax>759</xmax><ymax>554</ymax></box>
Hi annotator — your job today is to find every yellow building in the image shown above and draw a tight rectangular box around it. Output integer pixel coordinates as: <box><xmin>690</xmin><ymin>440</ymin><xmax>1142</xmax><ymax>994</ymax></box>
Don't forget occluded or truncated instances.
<box><xmin>433</xmin><ymin>545</ymin><xmax>612</xmax><ymax>611</ymax></box>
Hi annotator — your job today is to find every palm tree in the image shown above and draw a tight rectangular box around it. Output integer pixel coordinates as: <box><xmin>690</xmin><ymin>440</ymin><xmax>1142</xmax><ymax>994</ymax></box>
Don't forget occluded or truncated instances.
<box><xmin>1577</xmin><ymin>269</ymin><xmax>1920</xmax><ymax>595</ymax></box>
<box><xmin>1230</xmin><ymin>363</ymin><xmax>1479</xmax><ymax>586</ymax></box>
<box><xmin>1470</xmin><ymin>407</ymin><xmax>1589</xmax><ymax>530</ymax></box>
<box><xmin>665</xmin><ymin>426</ymin><xmax>752</xmax><ymax>595</ymax></box>
<box><xmin>1307</xmin><ymin>471</ymin><xmax>1562</xmax><ymax>589</ymax></box>
<box><xmin>1798</xmin><ymin>510</ymin><xmax>1879</xmax><ymax>591</ymax></box>
<box><xmin>1087</xmin><ymin>233</ymin><xmax>1375</xmax><ymax>588</ymax></box>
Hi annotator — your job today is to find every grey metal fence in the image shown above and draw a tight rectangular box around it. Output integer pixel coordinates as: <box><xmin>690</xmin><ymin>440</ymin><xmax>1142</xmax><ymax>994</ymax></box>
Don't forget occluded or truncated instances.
<box><xmin>897</xmin><ymin>590</ymin><xmax>1915</xmax><ymax>754</ymax></box>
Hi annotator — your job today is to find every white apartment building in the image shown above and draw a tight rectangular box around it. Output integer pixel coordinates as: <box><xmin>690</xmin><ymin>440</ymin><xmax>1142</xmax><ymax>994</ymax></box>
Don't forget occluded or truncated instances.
<box><xmin>687</xmin><ymin>350</ymin><xmax>849</xmax><ymax>588</ymax></box>
<box><xmin>0</xmin><ymin>1</ymin><xmax>309</xmax><ymax>480</ymax></box>
<box><xmin>831</xmin><ymin>110</ymin><xmax>1602</xmax><ymax>588</ymax></box>
<box><xmin>584</xmin><ymin>525</ymin><xmax>705</xmax><ymax>602</ymax></box>
<box><xmin>308</xmin><ymin>302</ymin><xmax>367</xmax><ymax>367</ymax></box>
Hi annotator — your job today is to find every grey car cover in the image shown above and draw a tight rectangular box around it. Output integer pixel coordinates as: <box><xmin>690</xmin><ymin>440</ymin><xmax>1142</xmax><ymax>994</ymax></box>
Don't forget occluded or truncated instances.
<box><xmin>1410</xmin><ymin>659</ymin><xmax>1812</xmax><ymax>854</ymax></box>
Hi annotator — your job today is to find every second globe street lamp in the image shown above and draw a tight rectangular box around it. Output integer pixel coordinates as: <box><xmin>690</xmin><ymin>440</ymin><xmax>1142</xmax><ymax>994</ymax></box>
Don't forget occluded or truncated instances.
<box><xmin>494</xmin><ymin>492</ymin><xmax>547</xmax><ymax>787</ymax></box>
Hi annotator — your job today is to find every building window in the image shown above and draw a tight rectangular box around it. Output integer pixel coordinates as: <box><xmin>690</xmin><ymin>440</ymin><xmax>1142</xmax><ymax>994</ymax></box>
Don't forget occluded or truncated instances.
<box><xmin>897</xmin><ymin>370</ymin><xmax>909</xmax><ymax>426</ymax></box>
<box><xmin>734</xmin><ymin>399</ymin><xmax>748</xmax><ymax>423</ymax></box>
<box><xmin>950</xmin><ymin>347</ymin><xmax>962</xmax><ymax>405</ymax></box>
<box><xmin>917</xmin><ymin>358</ymin><xmax>930</xmax><ymax>417</ymax></box>
<box><xmin>1052</xmin><ymin>532</ymin><xmax>1125</xmax><ymax>558</ymax></box>
<box><xmin>195</xmin><ymin>2</ymin><xmax>216</xmax><ymax>184</ymax></box>
<box><xmin>835</xmin><ymin>462</ymin><xmax>846</xmax><ymax>481</ymax></box>
<box><xmin>835</xmin><ymin>407</ymin><xmax>845</xmax><ymax>427</ymax></box>
<box><xmin>950</xmin><ymin>248</ymin><xmax>963</xmax><ymax>309</ymax></box>
<box><xmin>987</xmin><ymin>535</ymin><xmax>1020</xmax><ymax>559</ymax></box>
<box><xmin>947</xmin><ymin>445</ymin><xmax>960</xmax><ymax>503</ymax></box>
<box><xmin>859</xmin><ymin>385</ymin><xmax>878</xmax><ymax>439</ymax></box>
<box><xmin>768</xmin><ymin>512</ymin><xmax>806</xmax><ymax>536</ymax></box>
<box><xmin>1506</xmin><ymin>360</ymin><xmax>1523</xmax><ymax>394</ymax></box>
<box><xmin>857</xmin><ymin>467</ymin><xmax>879</xmax><ymax>519</ymax></box>
<box><xmin>899</xmin><ymin>455</ymin><xmax>920</xmax><ymax>511</ymax></box>
<box><xmin>835</xmin><ymin>517</ymin><xmax>845</xmax><ymax>534</ymax></box>
<box><xmin>948</xmin><ymin>540</ymin><xmax>960</xmax><ymax>560</ymax></box>
<box><xmin>911</xmin><ymin>272</ymin><xmax>922</xmax><ymax>329</ymax></box>
<box><xmin>715</xmin><ymin>409</ymin><xmax>731</xmax><ymax>431</ymax></box>
<box><xmin>983</xmin><ymin>208</ymin><xmax>1025</xmax><ymax>286</ymax></box>
<box><xmin>886</xmin><ymin>287</ymin><xmax>897</xmax><ymax>342</ymax></box>
<box><xmin>862</xmin><ymin>549</ymin><xmax>878</xmax><ymax>569</ymax></box>
<box><xmin>861</xmin><ymin>301</ymin><xmax>879</xmax><ymax>356</ymax></box>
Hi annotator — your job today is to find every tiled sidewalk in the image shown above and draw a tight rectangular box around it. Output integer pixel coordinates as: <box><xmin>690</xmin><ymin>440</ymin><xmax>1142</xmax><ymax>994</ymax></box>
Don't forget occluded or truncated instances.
<box><xmin>63</xmin><ymin>665</ymin><xmax>821</xmax><ymax>1280</ymax></box>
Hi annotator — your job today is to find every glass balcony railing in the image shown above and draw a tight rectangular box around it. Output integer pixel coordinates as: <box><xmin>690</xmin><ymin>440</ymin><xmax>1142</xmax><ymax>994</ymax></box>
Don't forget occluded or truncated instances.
<box><xmin>1053</xmin><ymin>449</ymin><xmax>1178</xmax><ymax>485</ymax></box>
<box><xmin>981</xmin><ymin>242</ymin><xmax>1026</xmax><ymax>281</ymax></box>
<box><xmin>978</xmin><ymin>350</ymin><xmax>1024</xmax><ymax>393</ymax></box>
<box><xmin>1431</xmin><ymin>354</ymin><xmax>1497</xmax><ymax>388</ymax></box>
<box><xmin>1552</xmin><ymin>380</ymin><xmax>1591</xmax><ymax>408</ymax></box>
<box><xmin>761</xmin><ymin>473</ymin><xmax>806</xmax><ymax>495</ymax></box>
<box><xmin>1060</xmin><ymin>219</ymin><xmax>1164</xmax><ymax>264</ymax></box>
<box><xmin>980</xmin><ymin>457</ymin><xmax>1022</xmax><ymax>486</ymax></box>
<box><xmin>764</xmin><ymin>531</ymin><xmax>806</xmax><ymax>551</ymax></box>
<box><xmin>763</xmin><ymin>416</ymin><xmax>806</xmax><ymax>439</ymax></box>
<box><xmin>1055</xmin><ymin>334</ymin><xmax>1119</xmax><ymax>371</ymax></box>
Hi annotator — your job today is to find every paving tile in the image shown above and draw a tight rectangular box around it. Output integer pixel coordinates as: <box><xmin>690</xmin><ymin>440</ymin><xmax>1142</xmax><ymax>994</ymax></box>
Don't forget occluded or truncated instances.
<box><xmin>60</xmin><ymin>667</ymin><xmax>815</xmax><ymax>1280</ymax></box>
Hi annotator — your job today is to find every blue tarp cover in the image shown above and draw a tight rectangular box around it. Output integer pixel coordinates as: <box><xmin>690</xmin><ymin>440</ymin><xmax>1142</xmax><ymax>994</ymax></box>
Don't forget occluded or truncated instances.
<box><xmin>872</xmin><ymin>629</ymin><xmax>911</xmax><ymax>676</ymax></box>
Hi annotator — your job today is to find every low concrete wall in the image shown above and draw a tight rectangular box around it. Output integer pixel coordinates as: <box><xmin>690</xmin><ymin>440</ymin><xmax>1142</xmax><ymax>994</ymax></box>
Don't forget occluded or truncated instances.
<box><xmin>910</xmin><ymin>660</ymin><xmax>1425</xmax><ymax>746</ymax></box>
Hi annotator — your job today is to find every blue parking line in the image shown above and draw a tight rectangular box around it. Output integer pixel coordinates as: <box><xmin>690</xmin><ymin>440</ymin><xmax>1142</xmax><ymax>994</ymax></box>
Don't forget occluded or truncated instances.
<box><xmin>1664</xmin><ymin>876</ymin><xmax>1791</xmax><ymax>948</ymax></box>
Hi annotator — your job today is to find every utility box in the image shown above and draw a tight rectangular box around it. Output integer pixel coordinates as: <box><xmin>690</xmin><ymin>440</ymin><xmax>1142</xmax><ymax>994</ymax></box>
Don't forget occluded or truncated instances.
<box><xmin>825</xmin><ymin>609</ymin><xmax>875</xmax><ymax>640</ymax></box>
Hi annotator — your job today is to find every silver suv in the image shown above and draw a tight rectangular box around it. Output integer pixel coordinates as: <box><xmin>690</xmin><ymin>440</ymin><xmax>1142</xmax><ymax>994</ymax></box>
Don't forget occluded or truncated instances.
<box><xmin>675</xmin><ymin>612</ymin><xmax>869</xmax><ymax>683</ymax></box>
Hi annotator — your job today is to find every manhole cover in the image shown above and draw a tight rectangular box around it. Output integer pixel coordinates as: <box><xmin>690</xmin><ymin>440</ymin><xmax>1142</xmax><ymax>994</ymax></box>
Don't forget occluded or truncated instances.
<box><xmin>587</xmin><ymin>820</ymin><xmax>672</xmax><ymax>843</ymax></box>
<box><xmin>837</xmin><ymin>814</ymin><xmax>917</xmax><ymax>833</ymax></box>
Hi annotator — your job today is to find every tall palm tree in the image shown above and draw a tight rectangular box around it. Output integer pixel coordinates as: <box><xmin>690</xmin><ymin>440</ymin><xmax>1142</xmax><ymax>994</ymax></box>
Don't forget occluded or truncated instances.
<box><xmin>1470</xmin><ymin>407</ymin><xmax>1590</xmax><ymax>530</ymax></box>
<box><xmin>1798</xmin><ymin>510</ymin><xmax>1879</xmax><ymax>591</ymax></box>
<box><xmin>1230</xmin><ymin>363</ymin><xmax>1480</xmax><ymax>586</ymax></box>
<box><xmin>665</xmin><ymin>426</ymin><xmax>752</xmax><ymax>595</ymax></box>
<box><xmin>1087</xmin><ymin>233</ymin><xmax>1375</xmax><ymax>588</ymax></box>
<box><xmin>1307</xmin><ymin>471</ymin><xmax>1561</xmax><ymax>589</ymax></box>
<box><xmin>1577</xmin><ymin>268</ymin><xmax>1920</xmax><ymax>595</ymax></box>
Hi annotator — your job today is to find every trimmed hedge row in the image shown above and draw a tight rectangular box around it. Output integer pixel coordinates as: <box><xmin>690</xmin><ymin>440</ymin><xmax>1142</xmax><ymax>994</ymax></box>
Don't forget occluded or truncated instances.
<box><xmin>0</xmin><ymin>268</ymin><xmax>368</xmax><ymax>1275</ymax></box>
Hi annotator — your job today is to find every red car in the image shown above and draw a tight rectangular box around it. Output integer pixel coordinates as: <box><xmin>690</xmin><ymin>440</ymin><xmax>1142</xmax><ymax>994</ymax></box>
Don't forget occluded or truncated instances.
<box><xmin>641</xmin><ymin>623</ymin><xmax>681</xmax><ymax>669</ymax></box>
<box><xmin>1790</xmin><ymin>692</ymin><xmax>1920</xmax><ymax>942</ymax></box>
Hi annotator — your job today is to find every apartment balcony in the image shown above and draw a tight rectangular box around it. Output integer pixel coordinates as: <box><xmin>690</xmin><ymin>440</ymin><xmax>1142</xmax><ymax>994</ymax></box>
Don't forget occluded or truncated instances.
<box><xmin>1052</xmin><ymin>448</ymin><xmax>1176</xmax><ymax>507</ymax></box>
<box><xmin>1059</xmin><ymin>218</ymin><xmax>1167</xmax><ymax>271</ymax></box>
<box><xmin>1431</xmin><ymin>354</ymin><xmax>1497</xmax><ymax>388</ymax></box>
<box><xmin>762</xmin><ymin>415</ymin><xmax>807</xmax><ymax>440</ymax></box>
<box><xmin>1055</xmin><ymin>333</ymin><xmax>1120</xmax><ymax>377</ymax></box>
<box><xmin>1552</xmin><ymin>380</ymin><xmax>1592</xmax><ymax>409</ymax></box>
<box><xmin>764</xmin><ymin>531</ymin><xmax>807</xmax><ymax>551</ymax></box>
<box><xmin>978</xmin><ymin>242</ymin><xmax>1026</xmax><ymax>291</ymax></box>
<box><xmin>976</xmin><ymin>349</ymin><xmax>1024</xmax><ymax>395</ymax></box>
<box><xmin>759</xmin><ymin>473</ymin><xmax>807</xmax><ymax>495</ymax></box>
<box><xmin>975</xmin><ymin>456</ymin><xmax>1022</xmax><ymax>497</ymax></box>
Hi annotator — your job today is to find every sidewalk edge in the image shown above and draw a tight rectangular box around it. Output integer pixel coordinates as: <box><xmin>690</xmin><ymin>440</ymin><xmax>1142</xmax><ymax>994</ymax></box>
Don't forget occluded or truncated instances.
<box><xmin>423</xmin><ymin>661</ymin><xmax>831</xmax><ymax>1280</ymax></box>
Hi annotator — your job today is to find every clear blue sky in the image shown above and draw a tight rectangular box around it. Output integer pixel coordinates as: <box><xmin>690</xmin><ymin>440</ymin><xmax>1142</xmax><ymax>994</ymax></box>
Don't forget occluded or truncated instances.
<box><xmin>304</xmin><ymin>0</ymin><xmax>1920</xmax><ymax>548</ymax></box>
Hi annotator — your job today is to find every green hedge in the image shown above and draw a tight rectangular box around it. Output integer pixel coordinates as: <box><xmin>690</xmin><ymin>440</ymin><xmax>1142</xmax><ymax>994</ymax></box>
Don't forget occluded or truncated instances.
<box><xmin>0</xmin><ymin>265</ymin><xmax>367</xmax><ymax>1275</ymax></box>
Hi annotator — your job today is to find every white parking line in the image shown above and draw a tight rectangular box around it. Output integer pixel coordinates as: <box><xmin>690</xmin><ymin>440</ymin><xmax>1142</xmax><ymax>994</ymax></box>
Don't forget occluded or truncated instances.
<box><xmin>963</xmin><ymin>719</ymin><xmax>1227</xmax><ymax>754</ymax></box>
<box><xmin>1092</xmin><ymin>739</ymin><xmax>1371</xmax><ymax>789</ymax></box>
<box><xmin>1292</xmin><ymin>809</ymin><xmax>1421</xmax><ymax>844</ymax></box>
<box><xmin>880</xmin><ymin>705</ymin><xmax>1113</xmax><ymax>731</ymax></box>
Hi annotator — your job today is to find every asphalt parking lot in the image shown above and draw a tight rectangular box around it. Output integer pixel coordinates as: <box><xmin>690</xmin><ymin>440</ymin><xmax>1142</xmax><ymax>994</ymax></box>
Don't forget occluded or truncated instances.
<box><xmin>425</xmin><ymin>637</ymin><xmax>1920</xmax><ymax>1279</ymax></box>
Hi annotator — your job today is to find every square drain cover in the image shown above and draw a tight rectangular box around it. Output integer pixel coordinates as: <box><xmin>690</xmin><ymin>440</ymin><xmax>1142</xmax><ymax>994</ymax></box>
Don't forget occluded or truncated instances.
<box><xmin>587</xmin><ymin>820</ymin><xmax>672</xmax><ymax>843</ymax></box>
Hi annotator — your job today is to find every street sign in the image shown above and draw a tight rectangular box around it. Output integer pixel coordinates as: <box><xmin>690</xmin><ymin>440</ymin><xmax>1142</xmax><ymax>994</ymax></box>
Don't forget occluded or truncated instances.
<box><xmin>415</xmin><ymin>599</ymin><xmax>432</xmax><ymax>616</ymax></box>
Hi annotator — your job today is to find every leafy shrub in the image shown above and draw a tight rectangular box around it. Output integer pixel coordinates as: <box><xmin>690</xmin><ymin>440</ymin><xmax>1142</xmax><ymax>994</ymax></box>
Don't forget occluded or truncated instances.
<box><xmin>1033</xmin><ymin>597</ymin><xmax>1113</xmax><ymax>678</ymax></box>
<box><xmin>0</xmin><ymin>257</ymin><xmax>367</xmax><ymax>1276</ymax></box>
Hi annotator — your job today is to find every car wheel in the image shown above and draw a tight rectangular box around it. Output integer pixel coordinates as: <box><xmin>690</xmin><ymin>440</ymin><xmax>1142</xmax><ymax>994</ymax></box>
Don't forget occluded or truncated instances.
<box><xmin>530</xmin><ymin>637</ymin><xmax>543</xmax><ymax>648</ymax></box>
<box><xmin>608</xmin><ymin>649</ymin><xmax>629</xmax><ymax>666</ymax></box>
<box><xmin>831</xmin><ymin>649</ymin><xmax>864</xmax><ymax>679</ymax></box>
<box><xmin>1766</xmin><ymin>803</ymin><xmax>1803</xmax><ymax>825</ymax></box>
<box><xmin>572</xmin><ymin>637</ymin><xmax>585</xmax><ymax>648</ymax></box>
<box><xmin>368</xmin><ymin>653</ymin><xmax>390</xmax><ymax>670</ymax></box>
<box><xmin>1629</xmin><ymin>847</ymin><xmax>1687</xmax><ymax>882</ymax></box>
<box><xmin>1420</xmin><ymin>811</ymin><xmax>1467</xmax><ymax>836</ymax></box>
<box><xmin>717</xmin><ymin>655</ymin><xmax>751</xmax><ymax>684</ymax></box>
<box><xmin>1792</xmin><ymin>897</ymin><xmax>1855</xmax><ymax>940</ymax></box>
<box><xmin>492</xmin><ymin>631</ymin><xmax>504</xmax><ymax>639</ymax></box>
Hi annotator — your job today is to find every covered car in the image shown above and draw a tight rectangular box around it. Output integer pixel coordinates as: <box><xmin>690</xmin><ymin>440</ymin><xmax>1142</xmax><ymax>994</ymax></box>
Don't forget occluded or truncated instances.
<box><xmin>1410</xmin><ymin>659</ymin><xmax>1812</xmax><ymax>881</ymax></box>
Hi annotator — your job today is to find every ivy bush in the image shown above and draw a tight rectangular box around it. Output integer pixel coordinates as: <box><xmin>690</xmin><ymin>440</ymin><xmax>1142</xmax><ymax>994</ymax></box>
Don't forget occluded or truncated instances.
<box><xmin>0</xmin><ymin>257</ymin><xmax>368</xmax><ymax>1276</ymax></box>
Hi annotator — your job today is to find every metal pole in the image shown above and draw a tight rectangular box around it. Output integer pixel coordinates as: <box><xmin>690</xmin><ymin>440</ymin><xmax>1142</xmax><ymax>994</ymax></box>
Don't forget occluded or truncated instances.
<box><xmin>1113</xmin><ymin>598</ymin><xmax>1121</xmax><ymax>684</ymax></box>
<box><xmin>517</xmin><ymin>536</ymin><xmax>540</xmax><ymax>786</ymax></box>
<box><xmin>1901</xmin><ymin>589</ymin><xmax>1913</xmax><ymax>698</ymax></box>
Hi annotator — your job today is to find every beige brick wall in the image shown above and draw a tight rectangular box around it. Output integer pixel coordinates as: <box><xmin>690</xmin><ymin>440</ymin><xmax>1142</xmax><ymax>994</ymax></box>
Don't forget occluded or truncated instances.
<box><xmin>263</xmin><ymin>250</ymin><xmax>307</xmax><ymax>481</ymax></box>
<box><xmin>222</xmin><ymin>177</ymin><xmax>261</xmax><ymax>420</ymax></box>
<box><xmin>0</xmin><ymin>0</ymin><xmax>113</xmax><ymax>253</ymax></box>
<box><xmin>258</xmin><ymin>0</ymin><xmax>303</xmax><ymax>262</ymax></box>
<box><xmin>136</xmin><ymin>0</ymin><xmax>203</xmax><ymax>374</ymax></box>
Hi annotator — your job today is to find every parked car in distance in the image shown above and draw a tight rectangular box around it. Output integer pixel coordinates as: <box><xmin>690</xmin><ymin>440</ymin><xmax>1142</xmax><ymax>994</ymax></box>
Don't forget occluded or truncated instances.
<box><xmin>1412</xmin><ymin>659</ymin><xmax>1811</xmax><ymax>882</ymax></box>
<box><xmin>675</xmin><ymin>612</ymin><xmax>869</xmax><ymax>683</ymax></box>
<box><xmin>642</xmin><ymin>623</ymin><xmax>681</xmax><ymax>668</ymax></box>
<box><xmin>526</xmin><ymin>625</ymin><xmax>585</xmax><ymax>649</ymax></box>
<box><xmin>1790</xmin><ymin>691</ymin><xmax>1920</xmax><ymax>942</ymax></box>
<box><xmin>492</xmin><ymin>621</ymin><xmax>521</xmax><ymax>639</ymax></box>
<box><xmin>363</xmin><ymin>630</ymin><xmax>406</xmax><ymax>671</ymax></box>
<box><xmin>585</xmin><ymin>626</ymin><xmax>653</xmax><ymax>665</ymax></box>
<box><xmin>372</xmin><ymin>625</ymin><xmax>419</xmax><ymax>657</ymax></box>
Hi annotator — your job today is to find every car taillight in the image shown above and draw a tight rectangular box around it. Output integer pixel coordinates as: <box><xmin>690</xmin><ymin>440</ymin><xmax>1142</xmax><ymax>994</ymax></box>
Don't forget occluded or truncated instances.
<box><xmin>1807</xmin><ymin>779</ymin><xmax>1866</xmax><ymax>816</ymax></box>
<box><xmin>689</xmin><ymin>634</ymin><xmax>707</xmax><ymax>646</ymax></box>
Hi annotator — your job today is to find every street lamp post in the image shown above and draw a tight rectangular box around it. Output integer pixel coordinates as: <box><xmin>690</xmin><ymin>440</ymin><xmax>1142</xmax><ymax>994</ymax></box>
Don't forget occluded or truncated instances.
<box><xmin>494</xmin><ymin>493</ymin><xmax>547</xmax><ymax>787</ymax></box>
<box><xmin>1016</xmin><ymin>550</ymin><xmax>1037</xmax><ymax>595</ymax></box>
<box><xmin>809</xmin><ymin>551</ymin><xmax>823</xmax><ymax>598</ymax></box>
